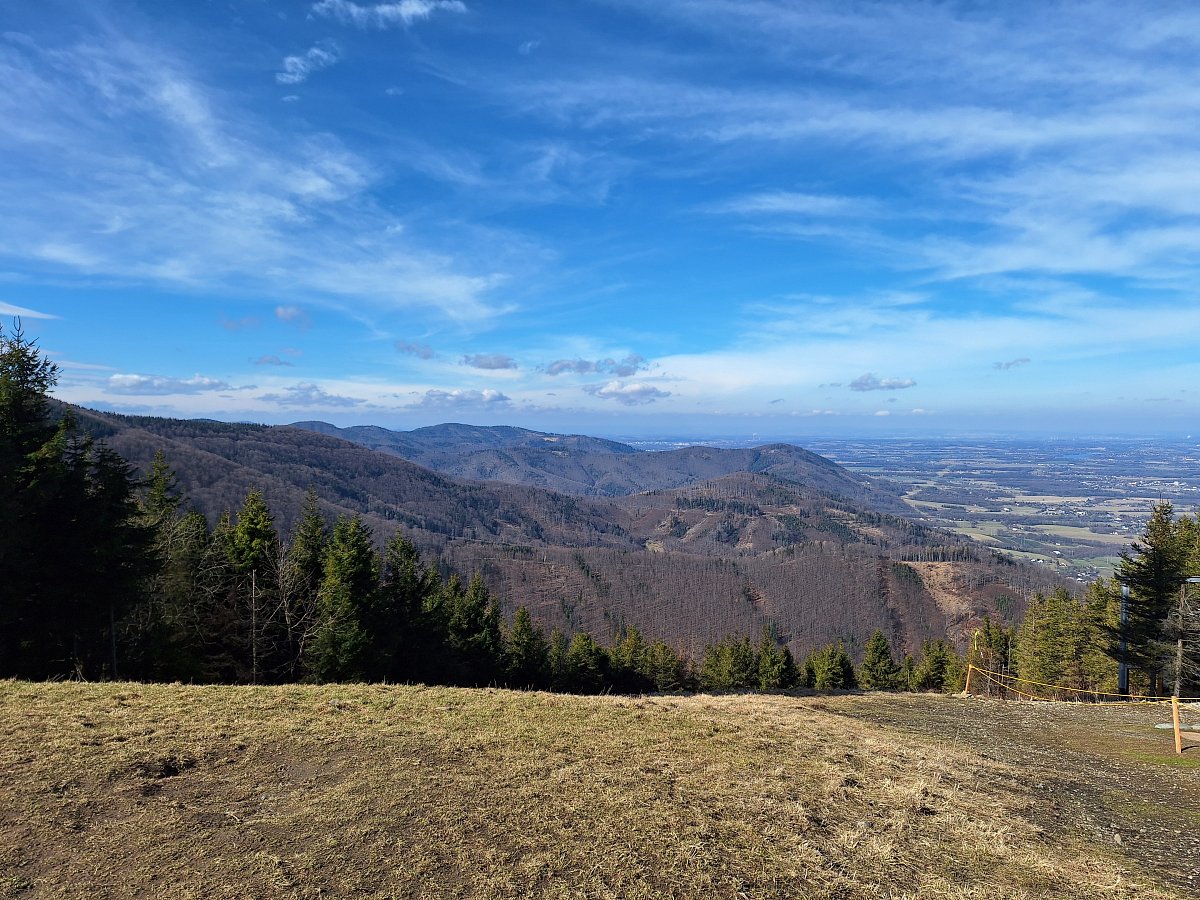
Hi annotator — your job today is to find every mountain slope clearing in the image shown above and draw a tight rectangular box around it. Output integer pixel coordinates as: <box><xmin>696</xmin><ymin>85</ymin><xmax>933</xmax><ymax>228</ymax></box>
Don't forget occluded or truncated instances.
<box><xmin>0</xmin><ymin>683</ymin><xmax>1187</xmax><ymax>898</ymax></box>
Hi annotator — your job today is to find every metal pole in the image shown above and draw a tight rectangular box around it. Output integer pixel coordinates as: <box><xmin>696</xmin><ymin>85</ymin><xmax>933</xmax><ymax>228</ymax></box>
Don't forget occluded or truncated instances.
<box><xmin>1118</xmin><ymin>583</ymin><xmax>1129</xmax><ymax>698</ymax></box>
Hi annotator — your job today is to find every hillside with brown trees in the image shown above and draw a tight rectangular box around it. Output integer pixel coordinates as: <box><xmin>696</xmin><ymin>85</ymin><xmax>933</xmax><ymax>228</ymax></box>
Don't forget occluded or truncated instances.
<box><xmin>76</xmin><ymin>407</ymin><xmax>1064</xmax><ymax>658</ymax></box>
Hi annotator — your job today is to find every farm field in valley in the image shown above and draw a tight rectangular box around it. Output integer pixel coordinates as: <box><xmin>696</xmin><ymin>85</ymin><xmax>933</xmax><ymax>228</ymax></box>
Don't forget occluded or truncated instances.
<box><xmin>634</xmin><ymin>437</ymin><xmax>1200</xmax><ymax>584</ymax></box>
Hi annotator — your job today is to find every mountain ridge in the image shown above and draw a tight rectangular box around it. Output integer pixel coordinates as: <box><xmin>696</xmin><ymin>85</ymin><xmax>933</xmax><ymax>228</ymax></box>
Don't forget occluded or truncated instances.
<box><xmin>70</xmin><ymin>406</ymin><xmax>1064</xmax><ymax>656</ymax></box>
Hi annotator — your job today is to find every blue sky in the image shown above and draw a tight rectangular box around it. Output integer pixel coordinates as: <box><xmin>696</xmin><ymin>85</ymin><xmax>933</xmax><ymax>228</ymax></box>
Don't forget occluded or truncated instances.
<box><xmin>4</xmin><ymin>0</ymin><xmax>1200</xmax><ymax>438</ymax></box>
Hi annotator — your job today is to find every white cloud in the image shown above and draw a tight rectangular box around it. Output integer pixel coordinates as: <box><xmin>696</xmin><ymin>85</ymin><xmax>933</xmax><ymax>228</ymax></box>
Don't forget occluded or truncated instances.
<box><xmin>275</xmin><ymin>305</ymin><xmax>311</xmax><ymax>327</ymax></box>
<box><xmin>583</xmin><ymin>380</ymin><xmax>671</xmax><ymax>405</ymax></box>
<box><xmin>461</xmin><ymin>353</ymin><xmax>517</xmax><ymax>370</ymax></box>
<box><xmin>395</xmin><ymin>340</ymin><xmax>434</xmax><ymax>359</ymax></box>
<box><xmin>0</xmin><ymin>35</ymin><xmax>513</xmax><ymax>323</ymax></box>
<box><xmin>711</xmin><ymin>192</ymin><xmax>876</xmax><ymax>217</ymax></box>
<box><xmin>411</xmin><ymin>387</ymin><xmax>510</xmax><ymax>409</ymax></box>
<box><xmin>546</xmin><ymin>354</ymin><xmax>646</xmax><ymax>376</ymax></box>
<box><xmin>311</xmin><ymin>0</ymin><xmax>467</xmax><ymax>29</ymax></box>
<box><xmin>0</xmin><ymin>301</ymin><xmax>57</xmax><ymax>319</ymax></box>
<box><xmin>258</xmin><ymin>383</ymin><xmax>364</xmax><ymax>407</ymax></box>
<box><xmin>252</xmin><ymin>355</ymin><xmax>293</xmax><ymax>367</ymax></box>
<box><xmin>107</xmin><ymin>373</ymin><xmax>232</xmax><ymax>395</ymax></box>
<box><xmin>993</xmin><ymin>357</ymin><xmax>1031</xmax><ymax>371</ymax></box>
<box><xmin>849</xmin><ymin>373</ymin><xmax>917</xmax><ymax>392</ymax></box>
<box><xmin>276</xmin><ymin>41</ymin><xmax>341</xmax><ymax>85</ymax></box>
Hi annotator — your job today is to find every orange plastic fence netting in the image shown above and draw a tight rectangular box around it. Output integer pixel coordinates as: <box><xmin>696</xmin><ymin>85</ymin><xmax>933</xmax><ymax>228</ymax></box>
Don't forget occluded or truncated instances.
<box><xmin>966</xmin><ymin>664</ymin><xmax>1200</xmax><ymax>705</ymax></box>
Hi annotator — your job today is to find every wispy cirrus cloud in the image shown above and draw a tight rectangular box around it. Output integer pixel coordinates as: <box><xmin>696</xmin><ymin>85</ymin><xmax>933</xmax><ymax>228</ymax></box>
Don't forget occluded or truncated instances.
<box><xmin>311</xmin><ymin>0</ymin><xmax>467</xmax><ymax>29</ymax></box>
<box><xmin>993</xmin><ymin>357</ymin><xmax>1031</xmax><ymax>371</ymax></box>
<box><xmin>0</xmin><ymin>30</ymin><xmax>513</xmax><ymax>324</ymax></box>
<box><xmin>275</xmin><ymin>41</ymin><xmax>340</xmax><ymax>85</ymax></box>
<box><xmin>710</xmin><ymin>191</ymin><xmax>877</xmax><ymax>217</ymax></box>
<box><xmin>0</xmin><ymin>301</ymin><xmax>57</xmax><ymax>319</ymax></box>
<box><xmin>275</xmin><ymin>306</ymin><xmax>311</xmax><ymax>328</ymax></box>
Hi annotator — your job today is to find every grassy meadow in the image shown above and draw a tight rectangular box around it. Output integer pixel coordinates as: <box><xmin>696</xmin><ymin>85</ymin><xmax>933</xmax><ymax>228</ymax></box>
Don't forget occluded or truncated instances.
<box><xmin>1</xmin><ymin>682</ymin><xmax>1192</xmax><ymax>899</ymax></box>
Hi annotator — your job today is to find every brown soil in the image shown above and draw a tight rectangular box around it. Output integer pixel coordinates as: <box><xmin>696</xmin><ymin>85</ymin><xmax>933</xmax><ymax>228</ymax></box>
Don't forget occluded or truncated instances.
<box><xmin>824</xmin><ymin>693</ymin><xmax>1200</xmax><ymax>894</ymax></box>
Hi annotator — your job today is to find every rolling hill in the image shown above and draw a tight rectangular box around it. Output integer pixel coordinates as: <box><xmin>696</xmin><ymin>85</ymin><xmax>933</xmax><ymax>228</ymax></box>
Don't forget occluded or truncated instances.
<box><xmin>73</xmin><ymin>407</ymin><xmax>1064</xmax><ymax>657</ymax></box>
<box><xmin>290</xmin><ymin>420</ymin><xmax>910</xmax><ymax>513</ymax></box>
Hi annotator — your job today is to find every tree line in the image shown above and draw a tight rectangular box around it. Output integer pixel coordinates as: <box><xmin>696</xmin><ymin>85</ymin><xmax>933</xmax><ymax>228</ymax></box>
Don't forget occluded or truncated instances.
<box><xmin>1000</xmin><ymin>501</ymin><xmax>1200</xmax><ymax>699</ymax></box>
<box><xmin>13</xmin><ymin>320</ymin><xmax>1192</xmax><ymax>699</ymax></box>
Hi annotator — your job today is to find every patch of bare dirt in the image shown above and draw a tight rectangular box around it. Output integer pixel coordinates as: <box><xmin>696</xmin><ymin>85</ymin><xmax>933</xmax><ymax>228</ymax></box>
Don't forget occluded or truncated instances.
<box><xmin>825</xmin><ymin>693</ymin><xmax>1200</xmax><ymax>894</ymax></box>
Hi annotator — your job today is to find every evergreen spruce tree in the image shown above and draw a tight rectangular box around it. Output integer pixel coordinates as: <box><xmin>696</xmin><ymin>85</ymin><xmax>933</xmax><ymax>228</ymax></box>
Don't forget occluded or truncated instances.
<box><xmin>373</xmin><ymin>531</ymin><xmax>438</xmax><ymax>681</ymax></box>
<box><xmin>912</xmin><ymin>639</ymin><xmax>964</xmax><ymax>693</ymax></box>
<box><xmin>645</xmin><ymin>640</ymin><xmax>691</xmax><ymax>692</ymax></box>
<box><xmin>564</xmin><ymin>632</ymin><xmax>607</xmax><ymax>693</ymax></box>
<box><xmin>125</xmin><ymin>452</ymin><xmax>197</xmax><ymax>680</ymax></box>
<box><xmin>547</xmin><ymin>629</ymin><xmax>571</xmax><ymax>691</ymax></box>
<box><xmin>278</xmin><ymin>489</ymin><xmax>329</xmax><ymax>680</ymax></box>
<box><xmin>859</xmin><ymin>630</ymin><xmax>900</xmax><ymax>691</ymax></box>
<box><xmin>230</xmin><ymin>490</ymin><xmax>281</xmax><ymax>683</ymax></box>
<box><xmin>505</xmin><ymin>606</ymin><xmax>550</xmax><ymax>689</ymax></box>
<box><xmin>755</xmin><ymin>628</ymin><xmax>799</xmax><ymax>691</ymax></box>
<box><xmin>898</xmin><ymin>654</ymin><xmax>917</xmax><ymax>692</ymax></box>
<box><xmin>0</xmin><ymin>322</ymin><xmax>151</xmax><ymax>678</ymax></box>
<box><xmin>699</xmin><ymin>635</ymin><xmax>757</xmax><ymax>691</ymax></box>
<box><xmin>445</xmin><ymin>573</ymin><xmax>504</xmax><ymax>685</ymax></box>
<box><xmin>1112</xmin><ymin>502</ymin><xmax>1187</xmax><ymax>691</ymax></box>
<box><xmin>309</xmin><ymin>515</ymin><xmax>378</xmax><ymax>681</ymax></box>
<box><xmin>608</xmin><ymin>625</ymin><xmax>652</xmax><ymax>692</ymax></box>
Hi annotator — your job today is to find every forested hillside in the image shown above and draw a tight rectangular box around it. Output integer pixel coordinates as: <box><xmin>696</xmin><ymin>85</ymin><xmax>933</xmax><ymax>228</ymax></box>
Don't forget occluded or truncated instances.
<box><xmin>290</xmin><ymin>420</ymin><xmax>911</xmax><ymax>513</ymax></box>
<box><xmin>13</xmin><ymin>322</ymin><xmax>1195</xmax><ymax>698</ymax></box>
<box><xmin>72</xmin><ymin>408</ymin><xmax>1064</xmax><ymax>659</ymax></box>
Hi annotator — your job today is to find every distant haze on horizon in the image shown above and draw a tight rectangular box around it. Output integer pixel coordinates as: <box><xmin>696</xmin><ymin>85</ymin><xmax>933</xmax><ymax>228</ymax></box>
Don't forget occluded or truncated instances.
<box><xmin>5</xmin><ymin>1</ymin><xmax>1200</xmax><ymax>439</ymax></box>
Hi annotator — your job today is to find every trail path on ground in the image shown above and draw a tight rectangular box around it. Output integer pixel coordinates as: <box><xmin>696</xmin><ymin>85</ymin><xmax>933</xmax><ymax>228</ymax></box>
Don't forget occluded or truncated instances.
<box><xmin>825</xmin><ymin>694</ymin><xmax>1200</xmax><ymax>893</ymax></box>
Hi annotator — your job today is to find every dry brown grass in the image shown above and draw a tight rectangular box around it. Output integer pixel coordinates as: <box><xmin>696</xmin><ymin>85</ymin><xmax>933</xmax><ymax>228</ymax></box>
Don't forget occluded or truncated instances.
<box><xmin>0</xmin><ymin>682</ymin><xmax>1177</xmax><ymax>899</ymax></box>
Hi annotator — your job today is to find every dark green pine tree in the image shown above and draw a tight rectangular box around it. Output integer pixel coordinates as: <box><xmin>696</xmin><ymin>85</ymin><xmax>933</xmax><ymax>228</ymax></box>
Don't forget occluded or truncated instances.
<box><xmin>805</xmin><ymin>641</ymin><xmax>858</xmax><ymax>691</ymax></box>
<box><xmin>1110</xmin><ymin>502</ymin><xmax>1187</xmax><ymax>690</ymax></box>
<box><xmin>756</xmin><ymin>628</ymin><xmax>800</xmax><ymax>691</ymax></box>
<box><xmin>230</xmin><ymin>490</ymin><xmax>281</xmax><ymax>683</ymax></box>
<box><xmin>0</xmin><ymin>322</ymin><xmax>151</xmax><ymax>679</ymax></box>
<box><xmin>564</xmin><ymin>632</ymin><xmax>608</xmax><ymax>693</ymax></box>
<box><xmin>374</xmin><ymin>531</ymin><xmax>439</xmax><ymax>682</ymax></box>
<box><xmin>699</xmin><ymin>634</ymin><xmax>758</xmax><ymax>691</ymax></box>
<box><xmin>445</xmin><ymin>573</ymin><xmax>504</xmax><ymax>685</ymax></box>
<box><xmin>858</xmin><ymin>629</ymin><xmax>901</xmax><ymax>691</ymax></box>
<box><xmin>279</xmin><ymin>489</ymin><xmax>329</xmax><ymax>680</ymax></box>
<box><xmin>125</xmin><ymin>451</ymin><xmax>195</xmax><ymax>680</ymax></box>
<box><xmin>505</xmin><ymin>606</ymin><xmax>550</xmax><ymax>689</ymax></box>
<box><xmin>608</xmin><ymin>625</ymin><xmax>652</xmax><ymax>692</ymax></box>
<box><xmin>912</xmin><ymin>639</ymin><xmax>964</xmax><ymax>693</ymax></box>
<box><xmin>547</xmin><ymin>628</ymin><xmax>571</xmax><ymax>691</ymax></box>
<box><xmin>309</xmin><ymin>514</ymin><xmax>378</xmax><ymax>682</ymax></box>
<box><xmin>644</xmin><ymin>640</ymin><xmax>691</xmax><ymax>692</ymax></box>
